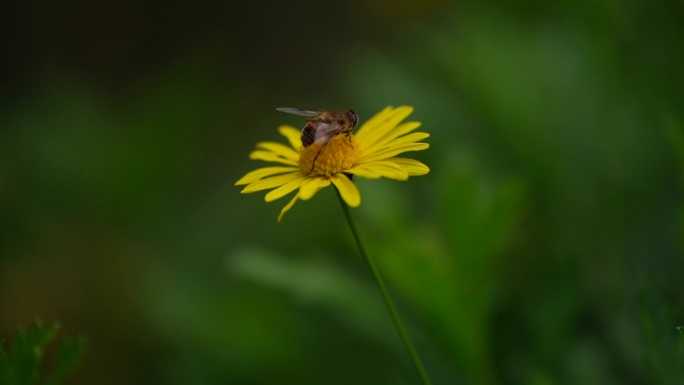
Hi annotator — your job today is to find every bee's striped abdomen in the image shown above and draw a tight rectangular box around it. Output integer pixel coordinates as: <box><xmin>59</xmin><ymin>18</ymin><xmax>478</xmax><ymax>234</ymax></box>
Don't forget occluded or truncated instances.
<box><xmin>301</xmin><ymin>123</ymin><xmax>317</xmax><ymax>147</ymax></box>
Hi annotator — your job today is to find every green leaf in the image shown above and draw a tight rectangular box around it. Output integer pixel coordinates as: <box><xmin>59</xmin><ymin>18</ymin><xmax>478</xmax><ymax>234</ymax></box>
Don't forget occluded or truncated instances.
<box><xmin>43</xmin><ymin>337</ymin><xmax>86</xmax><ymax>385</ymax></box>
<box><xmin>0</xmin><ymin>341</ymin><xmax>15</xmax><ymax>385</ymax></box>
<box><xmin>0</xmin><ymin>320</ymin><xmax>83</xmax><ymax>385</ymax></box>
<box><xmin>10</xmin><ymin>329</ymin><xmax>36</xmax><ymax>385</ymax></box>
<box><xmin>27</xmin><ymin>321</ymin><xmax>58</xmax><ymax>348</ymax></box>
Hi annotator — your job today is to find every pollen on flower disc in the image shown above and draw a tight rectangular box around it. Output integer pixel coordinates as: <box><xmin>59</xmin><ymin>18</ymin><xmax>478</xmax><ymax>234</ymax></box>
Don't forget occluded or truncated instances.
<box><xmin>299</xmin><ymin>135</ymin><xmax>361</xmax><ymax>177</ymax></box>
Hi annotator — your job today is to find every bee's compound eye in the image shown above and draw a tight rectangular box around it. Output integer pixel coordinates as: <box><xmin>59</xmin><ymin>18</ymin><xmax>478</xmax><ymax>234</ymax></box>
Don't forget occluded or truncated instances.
<box><xmin>348</xmin><ymin>110</ymin><xmax>358</xmax><ymax>127</ymax></box>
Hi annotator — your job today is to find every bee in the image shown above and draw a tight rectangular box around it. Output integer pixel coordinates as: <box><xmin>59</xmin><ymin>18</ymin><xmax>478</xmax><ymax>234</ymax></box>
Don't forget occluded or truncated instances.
<box><xmin>276</xmin><ymin>108</ymin><xmax>358</xmax><ymax>148</ymax></box>
<box><xmin>276</xmin><ymin>108</ymin><xmax>359</xmax><ymax>177</ymax></box>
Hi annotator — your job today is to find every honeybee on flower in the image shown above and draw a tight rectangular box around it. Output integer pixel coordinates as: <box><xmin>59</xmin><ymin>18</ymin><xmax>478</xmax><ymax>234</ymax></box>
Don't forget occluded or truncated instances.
<box><xmin>235</xmin><ymin>106</ymin><xmax>429</xmax><ymax>221</ymax></box>
<box><xmin>276</xmin><ymin>108</ymin><xmax>359</xmax><ymax>177</ymax></box>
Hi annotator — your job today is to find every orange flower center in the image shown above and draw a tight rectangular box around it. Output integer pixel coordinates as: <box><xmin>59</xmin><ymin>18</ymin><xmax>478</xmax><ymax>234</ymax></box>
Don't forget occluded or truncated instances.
<box><xmin>298</xmin><ymin>134</ymin><xmax>361</xmax><ymax>177</ymax></box>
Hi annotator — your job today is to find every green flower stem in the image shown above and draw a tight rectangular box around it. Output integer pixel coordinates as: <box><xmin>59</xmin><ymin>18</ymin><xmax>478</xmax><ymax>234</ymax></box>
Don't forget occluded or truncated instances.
<box><xmin>335</xmin><ymin>188</ymin><xmax>433</xmax><ymax>385</ymax></box>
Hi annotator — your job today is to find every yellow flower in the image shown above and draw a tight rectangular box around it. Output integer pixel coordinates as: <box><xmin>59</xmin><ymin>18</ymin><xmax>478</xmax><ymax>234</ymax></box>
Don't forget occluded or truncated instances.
<box><xmin>235</xmin><ymin>106</ymin><xmax>430</xmax><ymax>221</ymax></box>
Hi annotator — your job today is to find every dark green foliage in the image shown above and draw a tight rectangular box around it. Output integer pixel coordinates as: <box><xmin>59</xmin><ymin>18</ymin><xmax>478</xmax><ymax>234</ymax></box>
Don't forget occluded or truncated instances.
<box><xmin>1</xmin><ymin>0</ymin><xmax>683</xmax><ymax>384</ymax></box>
<box><xmin>0</xmin><ymin>321</ymin><xmax>84</xmax><ymax>385</ymax></box>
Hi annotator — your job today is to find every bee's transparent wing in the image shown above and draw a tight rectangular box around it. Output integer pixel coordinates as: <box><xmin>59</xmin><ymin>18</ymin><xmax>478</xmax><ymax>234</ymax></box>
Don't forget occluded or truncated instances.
<box><xmin>276</xmin><ymin>107</ymin><xmax>320</xmax><ymax>117</ymax></box>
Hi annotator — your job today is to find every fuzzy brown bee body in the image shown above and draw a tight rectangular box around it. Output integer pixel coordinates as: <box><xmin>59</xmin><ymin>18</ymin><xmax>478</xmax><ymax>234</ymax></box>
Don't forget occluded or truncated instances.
<box><xmin>276</xmin><ymin>107</ymin><xmax>359</xmax><ymax>176</ymax></box>
<box><xmin>276</xmin><ymin>108</ymin><xmax>358</xmax><ymax>147</ymax></box>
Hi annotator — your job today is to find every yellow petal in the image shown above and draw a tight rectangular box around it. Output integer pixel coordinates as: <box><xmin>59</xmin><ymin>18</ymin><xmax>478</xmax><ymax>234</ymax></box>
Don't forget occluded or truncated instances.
<box><xmin>383</xmin><ymin>132</ymin><xmax>430</xmax><ymax>148</ymax></box>
<box><xmin>299</xmin><ymin>177</ymin><xmax>331</xmax><ymax>200</ymax></box>
<box><xmin>348</xmin><ymin>160</ymin><xmax>409</xmax><ymax>181</ymax></box>
<box><xmin>360</xmin><ymin>142</ymin><xmax>430</xmax><ymax>163</ymax></box>
<box><xmin>249</xmin><ymin>150</ymin><xmax>298</xmax><ymax>166</ymax></box>
<box><xmin>385</xmin><ymin>121</ymin><xmax>422</xmax><ymax>138</ymax></box>
<box><xmin>390</xmin><ymin>158</ymin><xmax>430</xmax><ymax>175</ymax></box>
<box><xmin>353</xmin><ymin>106</ymin><xmax>393</xmax><ymax>140</ymax></box>
<box><xmin>264</xmin><ymin>175</ymin><xmax>308</xmax><ymax>202</ymax></box>
<box><xmin>355</xmin><ymin>106</ymin><xmax>414</xmax><ymax>149</ymax></box>
<box><xmin>344</xmin><ymin>166</ymin><xmax>382</xmax><ymax>179</ymax></box>
<box><xmin>331</xmin><ymin>175</ymin><xmax>361</xmax><ymax>207</ymax></box>
<box><xmin>278</xmin><ymin>192</ymin><xmax>300</xmax><ymax>222</ymax></box>
<box><xmin>279</xmin><ymin>125</ymin><xmax>302</xmax><ymax>150</ymax></box>
<box><xmin>256</xmin><ymin>141</ymin><xmax>299</xmax><ymax>160</ymax></box>
<box><xmin>241</xmin><ymin>172</ymin><xmax>302</xmax><ymax>193</ymax></box>
<box><xmin>361</xmin><ymin>121</ymin><xmax>422</xmax><ymax>154</ymax></box>
<box><xmin>235</xmin><ymin>166</ymin><xmax>299</xmax><ymax>186</ymax></box>
<box><xmin>355</xmin><ymin>106</ymin><xmax>404</xmax><ymax>140</ymax></box>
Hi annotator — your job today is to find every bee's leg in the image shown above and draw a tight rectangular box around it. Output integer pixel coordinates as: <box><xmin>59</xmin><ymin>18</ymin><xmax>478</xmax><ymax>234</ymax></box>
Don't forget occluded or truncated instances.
<box><xmin>342</xmin><ymin>134</ymin><xmax>355</xmax><ymax>180</ymax></box>
<box><xmin>344</xmin><ymin>133</ymin><xmax>356</xmax><ymax>149</ymax></box>
<box><xmin>310</xmin><ymin>151</ymin><xmax>322</xmax><ymax>175</ymax></box>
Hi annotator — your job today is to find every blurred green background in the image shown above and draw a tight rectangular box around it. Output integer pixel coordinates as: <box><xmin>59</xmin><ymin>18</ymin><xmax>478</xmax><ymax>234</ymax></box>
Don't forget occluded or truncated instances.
<box><xmin>1</xmin><ymin>0</ymin><xmax>683</xmax><ymax>384</ymax></box>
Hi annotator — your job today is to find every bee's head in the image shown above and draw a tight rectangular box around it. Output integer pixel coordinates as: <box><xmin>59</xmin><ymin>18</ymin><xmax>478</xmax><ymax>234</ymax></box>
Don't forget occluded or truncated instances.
<box><xmin>347</xmin><ymin>110</ymin><xmax>358</xmax><ymax>128</ymax></box>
